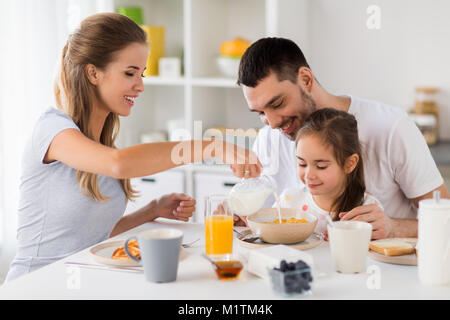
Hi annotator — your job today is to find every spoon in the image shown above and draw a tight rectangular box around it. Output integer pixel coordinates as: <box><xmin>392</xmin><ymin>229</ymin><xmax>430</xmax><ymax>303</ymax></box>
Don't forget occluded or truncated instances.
<box><xmin>182</xmin><ymin>238</ymin><xmax>200</xmax><ymax>248</ymax></box>
<box><xmin>201</xmin><ymin>253</ymin><xmax>223</xmax><ymax>270</ymax></box>
<box><xmin>233</xmin><ymin>228</ymin><xmax>260</xmax><ymax>243</ymax></box>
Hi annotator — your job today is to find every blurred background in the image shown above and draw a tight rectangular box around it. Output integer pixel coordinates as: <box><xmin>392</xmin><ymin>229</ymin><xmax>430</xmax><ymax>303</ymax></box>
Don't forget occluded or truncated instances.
<box><xmin>0</xmin><ymin>0</ymin><xmax>449</xmax><ymax>283</ymax></box>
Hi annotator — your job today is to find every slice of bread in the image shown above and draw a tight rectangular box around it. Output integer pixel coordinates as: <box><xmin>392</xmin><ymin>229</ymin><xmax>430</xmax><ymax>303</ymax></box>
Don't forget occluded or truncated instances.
<box><xmin>369</xmin><ymin>238</ymin><xmax>416</xmax><ymax>256</ymax></box>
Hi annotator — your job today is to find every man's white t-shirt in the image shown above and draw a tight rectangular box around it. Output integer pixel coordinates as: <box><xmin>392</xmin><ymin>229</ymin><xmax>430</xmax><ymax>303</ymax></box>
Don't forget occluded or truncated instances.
<box><xmin>252</xmin><ymin>95</ymin><xmax>443</xmax><ymax>220</ymax></box>
<box><xmin>274</xmin><ymin>187</ymin><xmax>383</xmax><ymax>234</ymax></box>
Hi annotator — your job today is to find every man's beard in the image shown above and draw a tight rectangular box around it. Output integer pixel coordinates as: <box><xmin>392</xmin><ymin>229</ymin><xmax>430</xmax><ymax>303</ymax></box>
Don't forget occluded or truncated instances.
<box><xmin>282</xmin><ymin>86</ymin><xmax>317</xmax><ymax>141</ymax></box>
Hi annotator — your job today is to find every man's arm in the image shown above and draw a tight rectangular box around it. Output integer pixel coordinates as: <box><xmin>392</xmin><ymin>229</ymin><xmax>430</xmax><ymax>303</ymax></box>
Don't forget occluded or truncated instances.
<box><xmin>410</xmin><ymin>183</ymin><xmax>449</xmax><ymax>208</ymax></box>
<box><xmin>340</xmin><ymin>183</ymin><xmax>449</xmax><ymax>239</ymax></box>
<box><xmin>390</xmin><ymin>183</ymin><xmax>449</xmax><ymax>238</ymax></box>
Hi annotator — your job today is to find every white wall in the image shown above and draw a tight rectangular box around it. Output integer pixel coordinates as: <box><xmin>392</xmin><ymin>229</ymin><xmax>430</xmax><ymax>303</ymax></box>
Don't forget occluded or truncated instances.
<box><xmin>306</xmin><ymin>0</ymin><xmax>450</xmax><ymax>139</ymax></box>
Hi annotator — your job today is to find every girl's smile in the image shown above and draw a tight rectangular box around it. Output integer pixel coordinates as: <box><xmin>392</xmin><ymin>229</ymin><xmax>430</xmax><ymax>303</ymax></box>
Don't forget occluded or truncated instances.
<box><xmin>296</xmin><ymin>134</ymin><xmax>347</xmax><ymax>211</ymax></box>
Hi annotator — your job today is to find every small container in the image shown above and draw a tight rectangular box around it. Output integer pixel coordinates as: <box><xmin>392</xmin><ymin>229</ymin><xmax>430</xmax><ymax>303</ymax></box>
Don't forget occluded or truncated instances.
<box><xmin>269</xmin><ymin>267</ymin><xmax>312</xmax><ymax>297</ymax></box>
<box><xmin>409</xmin><ymin>113</ymin><xmax>438</xmax><ymax>145</ymax></box>
<box><xmin>414</xmin><ymin>87</ymin><xmax>439</xmax><ymax>116</ymax></box>
<box><xmin>159</xmin><ymin>57</ymin><xmax>181</xmax><ymax>78</ymax></box>
<box><xmin>414</xmin><ymin>87</ymin><xmax>439</xmax><ymax>137</ymax></box>
<box><xmin>117</xmin><ymin>7</ymin><xmax>144</xmax><ymax>25</ymax></box>
<box><xmin>213</xmin><ymin>260</ymin><xmax>243</xmax><ymax>281</ymax></box>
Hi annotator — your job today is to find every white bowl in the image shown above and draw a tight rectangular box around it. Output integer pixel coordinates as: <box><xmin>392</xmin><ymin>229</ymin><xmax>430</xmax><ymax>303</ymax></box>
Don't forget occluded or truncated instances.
<box><xmin>216</xmin><ymin>56</ymin><xmax>240</xmax><ymax>78</ymax></box>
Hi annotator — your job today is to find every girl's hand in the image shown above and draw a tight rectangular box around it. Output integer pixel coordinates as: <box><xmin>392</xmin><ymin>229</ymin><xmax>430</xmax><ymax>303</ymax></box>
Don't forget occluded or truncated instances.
<box><xmin>152</xmin><ymin>193</ymin><xmax>196</xmax><ymax>222</ymax></box>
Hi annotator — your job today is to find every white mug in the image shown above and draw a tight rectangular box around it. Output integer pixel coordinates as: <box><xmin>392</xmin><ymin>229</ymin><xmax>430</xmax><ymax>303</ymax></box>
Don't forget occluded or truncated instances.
<box><xmin>418</xmin><ymin>196</ymin><xmax>450</xmax><ymax>286</ymax></box>
<box><xmin>328</xmin><ymin>221</ymin><xmax>372</xmax><ymax>274</ymax></box>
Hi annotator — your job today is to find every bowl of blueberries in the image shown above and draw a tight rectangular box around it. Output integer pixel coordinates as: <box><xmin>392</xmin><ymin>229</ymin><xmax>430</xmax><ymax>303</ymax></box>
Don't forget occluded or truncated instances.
<box><xmin>269</xmin><ymin>260</ymin><xmax>313</xmax><ymax>296</ymax></box>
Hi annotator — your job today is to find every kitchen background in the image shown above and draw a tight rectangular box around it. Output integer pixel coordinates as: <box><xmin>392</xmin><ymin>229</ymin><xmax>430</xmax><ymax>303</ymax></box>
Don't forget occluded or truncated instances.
<box><xmin>0</xmin><ymin>0</ymin><xmax>449</xmax><ymax>284</ymax></box>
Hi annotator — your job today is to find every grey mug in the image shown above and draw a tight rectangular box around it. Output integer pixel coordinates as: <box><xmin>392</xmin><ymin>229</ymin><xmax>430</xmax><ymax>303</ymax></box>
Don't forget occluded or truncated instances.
<box><xmin>124</xmin><ymin>228</ymin><xmax>183</xmax><ymax>283</ymax></box>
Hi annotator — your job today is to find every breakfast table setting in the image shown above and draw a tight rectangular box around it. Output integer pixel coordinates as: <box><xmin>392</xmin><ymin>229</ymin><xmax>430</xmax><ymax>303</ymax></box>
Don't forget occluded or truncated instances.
<box><xmin>0</xmin><ymin>218</ymin><xmax>448</xmax><ymax>300</ymax></box>
<box><xmin>0</xmin><ymin>179</ymin><xmax>449</xmax><ymax>302</ymax></box>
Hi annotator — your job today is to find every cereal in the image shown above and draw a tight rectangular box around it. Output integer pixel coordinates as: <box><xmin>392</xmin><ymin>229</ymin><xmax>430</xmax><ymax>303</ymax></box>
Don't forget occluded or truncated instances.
<box><xmin>265</xmin><ymin>218</ymin><xmax>308</xmax><ymax>224</ymax></box>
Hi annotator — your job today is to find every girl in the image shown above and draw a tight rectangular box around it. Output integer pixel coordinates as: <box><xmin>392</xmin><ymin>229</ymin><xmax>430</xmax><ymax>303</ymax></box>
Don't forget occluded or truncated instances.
<box><xmin>6</xmin><ymin>13</ymin><xmax>260</xmax><ymax>282</ymax></box>
<box><xmin>277</xmin><ymin>108</ymin><xmax>382</xmax><ymax>236</ymax></box>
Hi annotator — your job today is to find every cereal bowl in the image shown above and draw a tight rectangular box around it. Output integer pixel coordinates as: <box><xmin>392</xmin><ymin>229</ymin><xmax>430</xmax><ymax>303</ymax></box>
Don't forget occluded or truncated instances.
<box><xmin>247</xmin><ymin>208</ymin><xmax>317</xmax><ymax>244</ymax></box>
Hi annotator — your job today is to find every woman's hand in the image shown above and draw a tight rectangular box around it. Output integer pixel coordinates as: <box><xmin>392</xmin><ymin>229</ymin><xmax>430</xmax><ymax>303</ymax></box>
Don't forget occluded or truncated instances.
<box><xmin>151</xmin><ymin>193</ymin><xmax>196</xmax><ymax>222</ymax></box>
<box><xmin>230</xmin><ymin>162</ymin><xmax>262</xmax><ymax>179</ymax></box>
<box><xmin>215</xmin><ymin>141</ymin><xmax>262</xmax><ymax>178</ymax></box>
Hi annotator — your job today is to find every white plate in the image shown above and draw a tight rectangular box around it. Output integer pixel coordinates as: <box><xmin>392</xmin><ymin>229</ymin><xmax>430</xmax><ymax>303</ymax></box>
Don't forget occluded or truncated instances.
<box><xmin>236</xmin><ymin>229</ymin><xmax>323</xmax><ymax>250</ymax></box>
<box><xmin>368</xmin><ymin>250</ymin><xmax>417</xmax><ymax>266</ymax></box>
<box><xmin>89</xmin><ymin>240</ymin><xmax>186</xmax><ymax>267</ymax></box>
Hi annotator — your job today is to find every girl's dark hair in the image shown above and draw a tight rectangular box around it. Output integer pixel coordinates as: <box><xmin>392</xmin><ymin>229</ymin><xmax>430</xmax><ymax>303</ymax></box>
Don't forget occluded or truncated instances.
<box><xmin>295</xmin><ymin>108</ymin><xmax>365</xmax><ymax>220</ymax></box>
<box><xmin>237</xmin><ymin>37</ymin><xmax>310</xmax><ymax>87</ymax></box>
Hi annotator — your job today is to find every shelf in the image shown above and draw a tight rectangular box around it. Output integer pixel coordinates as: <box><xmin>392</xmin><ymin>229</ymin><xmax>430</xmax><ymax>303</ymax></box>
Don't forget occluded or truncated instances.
<box><xmin>143</xmin><ymin>76</ymin><xmax>186</xmax><ymax>86</ymax></box>
<box><xmin>191</xmin><ymin>77</ymin><xmax>239</xmax><ymax>88</ymax></box>
<box><xmin>143</xmin><ymin>76</ymin><xmax>239</xmax><ymax>88</ymax></box>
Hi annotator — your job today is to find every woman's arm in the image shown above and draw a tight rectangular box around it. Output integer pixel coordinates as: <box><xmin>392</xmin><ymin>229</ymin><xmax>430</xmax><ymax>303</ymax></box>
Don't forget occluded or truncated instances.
<box><xmin>45</xmin><ymin>129</ymin><xmax>260</xmax><ymax>178</ymax></box>
<box><xmin>109</xmin><ymin>193</ymin><xmax>196</xmax><ymax>237</ymax></box>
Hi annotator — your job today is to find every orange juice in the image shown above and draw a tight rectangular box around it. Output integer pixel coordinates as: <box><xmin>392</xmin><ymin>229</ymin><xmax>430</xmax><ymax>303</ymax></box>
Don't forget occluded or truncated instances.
<box><xmin>205</xmin><ymin>215</ymin><xmax>233</xmax><ymax>256</ymax></box>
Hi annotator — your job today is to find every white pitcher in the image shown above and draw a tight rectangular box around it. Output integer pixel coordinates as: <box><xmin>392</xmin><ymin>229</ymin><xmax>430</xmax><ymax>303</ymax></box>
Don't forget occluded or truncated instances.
<box><xmin>417</xmin><ymin>191</ymin><xmax>450</xmax><ymax>286</ymax></box>
<box><xmin>229</xmin><ymin>175</ymin><xmax>277</xmax><ymax>216</ymax></box>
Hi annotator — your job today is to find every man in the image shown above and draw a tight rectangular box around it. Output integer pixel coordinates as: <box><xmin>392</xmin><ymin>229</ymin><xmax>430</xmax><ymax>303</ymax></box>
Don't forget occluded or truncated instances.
<box><xmin>233</xmin><ymin>37</ymin><xmax>448</xmax><ymax>239</ymax></box>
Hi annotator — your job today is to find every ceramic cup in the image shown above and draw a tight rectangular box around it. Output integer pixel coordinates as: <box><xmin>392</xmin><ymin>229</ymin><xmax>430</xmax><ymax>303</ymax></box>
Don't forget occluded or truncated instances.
<box><xmin>328</xmin><ymin>221</ymin><xmax>372</xmax><ymax>274</ymax></box>
<box><xmin>124</xmin><ymin>228</ymin><xmax>183</xmax><ymax>283</ymax></box>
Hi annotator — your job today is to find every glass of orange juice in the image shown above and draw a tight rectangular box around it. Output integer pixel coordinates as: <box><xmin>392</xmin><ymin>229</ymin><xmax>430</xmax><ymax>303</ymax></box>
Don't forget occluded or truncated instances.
<box><xmin>204</xmin><ymin>195</ymin><xmax>233</xmax><ymax>259</ymax></box>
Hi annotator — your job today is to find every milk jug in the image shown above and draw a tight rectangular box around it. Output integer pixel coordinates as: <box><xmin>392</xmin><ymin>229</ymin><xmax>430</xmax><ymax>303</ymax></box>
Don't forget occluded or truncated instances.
<box><xmin>417</xmin><ymin>191</ymin><xmax>450</xmax><ymax>286</ymax></box>
<box><xmin>229</xmin><ymin>175</ymin><xmax>277</xmax><ymax>216</ymax></box>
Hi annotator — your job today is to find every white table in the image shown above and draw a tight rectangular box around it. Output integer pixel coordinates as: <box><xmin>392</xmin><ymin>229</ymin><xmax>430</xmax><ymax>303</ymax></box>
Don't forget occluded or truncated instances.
<box><xmin>0</xmin><ymin>219</ymin><xmax>448</xmax><ymax>300</ymax></box>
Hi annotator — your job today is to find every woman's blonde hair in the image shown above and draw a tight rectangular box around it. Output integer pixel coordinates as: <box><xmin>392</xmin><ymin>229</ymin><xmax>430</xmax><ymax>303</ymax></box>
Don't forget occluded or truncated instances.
<box><xmin>54</xmin><ymin>12</ymin><xmax>146</xmax><ymax>201</ymax></box>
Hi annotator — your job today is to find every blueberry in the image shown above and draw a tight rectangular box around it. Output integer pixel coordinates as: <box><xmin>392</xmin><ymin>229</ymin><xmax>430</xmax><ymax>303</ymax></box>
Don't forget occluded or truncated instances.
<box><xmin>288</xmin><ymin>262</ymin><xmax>295</xmax><ymax>271</ymax></box>
<box><xmin>295</xmin><ymin>260</ymin><xmax>308</xmax><ymax>270</ymax></box>
<box><xmin>280</xmin><ymin>260</ymin><xmax>288</xmax><ymax>272</ymax></box>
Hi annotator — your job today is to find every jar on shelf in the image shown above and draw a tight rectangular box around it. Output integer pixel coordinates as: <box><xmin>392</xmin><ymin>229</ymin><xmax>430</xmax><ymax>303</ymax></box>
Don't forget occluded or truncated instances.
<box><xmin>408</xmin><ymin>113</ymin><xmax>438</xmax><ymax>145</ymax></box>
<box><xmin>414</xmin><ymin>87</ymin><xmax>439</xmax><ymax>117</ymax></box>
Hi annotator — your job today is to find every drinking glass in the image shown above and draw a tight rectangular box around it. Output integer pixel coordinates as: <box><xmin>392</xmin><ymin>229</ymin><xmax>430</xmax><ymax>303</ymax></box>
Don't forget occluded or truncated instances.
<box><xmin>204</xmin><ymin>195</ymin><xmax>233</xmax><ymax>259</ymax></box>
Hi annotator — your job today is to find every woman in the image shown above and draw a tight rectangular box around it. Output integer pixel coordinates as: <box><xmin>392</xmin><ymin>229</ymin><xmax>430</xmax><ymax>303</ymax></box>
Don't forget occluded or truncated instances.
<box><xmin>5</xmin><ymin>12</ymin><xmax>260</xmax><ymax>282</ymax></box>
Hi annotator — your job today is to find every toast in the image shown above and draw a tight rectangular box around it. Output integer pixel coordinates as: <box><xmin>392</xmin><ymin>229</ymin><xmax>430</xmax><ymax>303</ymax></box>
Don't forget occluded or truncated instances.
<box><xmin>369</xmin><ymin>238</ymin><xmax>417</xmax><ymax>256</ymax></box>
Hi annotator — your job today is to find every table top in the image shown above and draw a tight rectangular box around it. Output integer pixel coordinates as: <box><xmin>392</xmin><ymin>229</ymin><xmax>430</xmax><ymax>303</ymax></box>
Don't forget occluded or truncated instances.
<box><xmin>0</xmin><ymin>219</ymin><xmax>448</xmax><ymax>300</ymax></box>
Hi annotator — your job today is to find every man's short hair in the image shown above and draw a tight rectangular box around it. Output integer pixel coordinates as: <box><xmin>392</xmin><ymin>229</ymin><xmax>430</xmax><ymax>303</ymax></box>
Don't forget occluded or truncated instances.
<box><xmin>237</xmin><ymin>37</ymin><xmax>310</xmax><ymax>87</ymax></box>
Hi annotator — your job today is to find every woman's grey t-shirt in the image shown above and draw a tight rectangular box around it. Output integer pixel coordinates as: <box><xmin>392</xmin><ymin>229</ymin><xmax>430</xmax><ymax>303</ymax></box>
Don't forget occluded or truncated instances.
<box><xmin>6</xmin><ymin>107</ymin><xmax>127</xmax><ymax>282</ymax></box>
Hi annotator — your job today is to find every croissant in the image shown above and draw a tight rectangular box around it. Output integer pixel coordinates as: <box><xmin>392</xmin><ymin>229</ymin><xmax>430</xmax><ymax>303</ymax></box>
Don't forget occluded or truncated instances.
<box><xmin>112</xmin><ymin>239</ymin><xmax>141</xmax><ymax>260</ymax></box>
